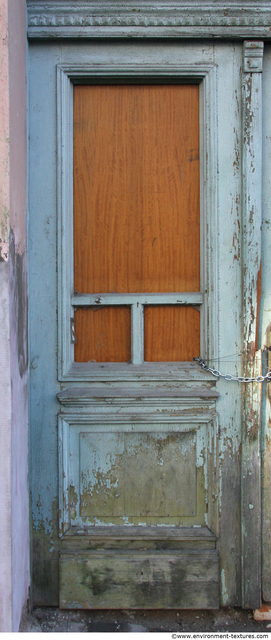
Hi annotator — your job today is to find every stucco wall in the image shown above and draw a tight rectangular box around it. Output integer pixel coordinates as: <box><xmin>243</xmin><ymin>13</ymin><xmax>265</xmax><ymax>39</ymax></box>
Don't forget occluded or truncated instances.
<box><xmin>0</xmin><ymin>0</ymin><xmax>12</xmax><ymax>630</ymax></box>
<box><xmin>0</xmin><ymin>0</ymin><xmax>29</xmax><ymax>632</ymax></box>
<box><xmin>9</xmin><ymin>0</ymin><xmax>29</xmax><ymax>632</ymax></box>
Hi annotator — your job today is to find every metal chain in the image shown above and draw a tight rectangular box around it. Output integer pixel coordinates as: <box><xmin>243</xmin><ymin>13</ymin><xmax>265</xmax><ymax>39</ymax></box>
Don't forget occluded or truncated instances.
<box><xmin>193</xmin><ymin>357</ymin><xmax>271</xmax><ymax>383</ymax></box>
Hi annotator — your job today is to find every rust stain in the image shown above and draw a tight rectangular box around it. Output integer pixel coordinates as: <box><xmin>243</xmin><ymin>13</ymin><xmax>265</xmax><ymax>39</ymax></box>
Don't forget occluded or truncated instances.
<box><xmin>247</xmin><ymin>406</ymin><xmax>259</xmax><ymax>442</ymax></box>
<box><xmin>245</xmin><ymin>341</ymin><xmax>255</xmax><ymax>365</ymax></box>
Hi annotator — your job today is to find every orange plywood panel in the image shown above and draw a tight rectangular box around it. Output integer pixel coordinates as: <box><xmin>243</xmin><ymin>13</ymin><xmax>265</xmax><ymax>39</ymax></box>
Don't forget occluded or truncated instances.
<box><xmin>144</xmin><ymin>306</ymin><xmax>200</xmax><ymax>362</ymax></box>
<box><xmin>74</xmin><ymin>307</ymin><xmax>131</xmax><ymax>362</ymax></box>
<box><xmin>73</xmin><ymin>84</ymin><xmax>200</xmax><ymax>295</ymax></box>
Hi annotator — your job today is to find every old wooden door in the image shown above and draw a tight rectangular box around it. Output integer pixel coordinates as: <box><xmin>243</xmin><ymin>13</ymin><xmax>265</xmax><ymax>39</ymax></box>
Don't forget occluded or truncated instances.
<box><xmin>29</xmin><ymin>36</ymin><xmax>263</xmax><ymax>610</ymax></box>
<box><xmin>57</xmin><ymin>82</ymin><xmax>219</xmax><ymax>608</ymax></box>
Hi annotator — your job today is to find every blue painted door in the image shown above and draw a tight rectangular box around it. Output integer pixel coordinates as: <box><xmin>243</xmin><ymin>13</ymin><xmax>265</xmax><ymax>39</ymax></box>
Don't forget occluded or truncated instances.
<box><xmin>28</xmin><ymin>39</ymin><xmax>261</xmax><ymax>608</ymax></box>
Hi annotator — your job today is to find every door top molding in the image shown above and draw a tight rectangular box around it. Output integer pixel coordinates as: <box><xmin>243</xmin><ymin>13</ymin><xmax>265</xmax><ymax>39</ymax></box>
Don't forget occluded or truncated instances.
<box><xmin>27</xmin><ymin>1</ymin><xmax>271</xmax><ymax>40</ymax></box>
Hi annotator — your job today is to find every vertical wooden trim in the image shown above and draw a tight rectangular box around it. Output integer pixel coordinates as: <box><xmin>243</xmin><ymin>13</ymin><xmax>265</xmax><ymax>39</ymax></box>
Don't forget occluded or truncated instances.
<box><xmin>57</xmin><ymin>67</ymin><xmax>74</xmax><ymax>379</ymax></box>
<box><xmin>58</xmin><ymin>417</ymin><xmax>70</xmax><ymax>537</ymax></box>
<box><xmin>200</xmin><ymin>65</ymin><xmax>218</xmax><ymax>362</ymax></box>
<box><xmin>241</xmin><ymin>40</ymin><xmax>263</xmax><ymax>609</ymax></box>
<box><xmin>131</xmin><ymin>303</ymin><xmax>144</xmax><ymax>365</ymax></box>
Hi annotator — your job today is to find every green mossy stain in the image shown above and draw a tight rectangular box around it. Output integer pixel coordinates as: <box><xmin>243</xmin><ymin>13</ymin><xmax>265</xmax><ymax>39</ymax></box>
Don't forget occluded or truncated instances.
<box><xmin>32</xmin><ymin>497</ymin><xmax>59</xmax><ymax>605</ymax></box>
<box><xmin>81</xmin><ymin>565</ymin><xmax>114</xmax><ymax>596</ymax></box>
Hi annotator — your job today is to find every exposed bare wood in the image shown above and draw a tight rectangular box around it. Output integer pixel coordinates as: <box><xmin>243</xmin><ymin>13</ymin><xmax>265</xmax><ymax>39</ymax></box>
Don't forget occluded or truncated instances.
<box><xmin>57</xmin><ymin>386</ymin><xmax>220</xmax><ymax>403</ymax></box>
<box><xmin>65</xmin><ymin>360</ymin><xmax>219</xmax><ymax>383</ymax></box>
<box><xmin>262</xmin><ymin>326</ymin><xmax>271</xmax><ymax>600</ymax></box>
<box><xmin>62</xmin><ymin>525</ymin><xmax>218</xmax><ymax>541</ymax></box>
<box><xmin>60</xmin><ymin>549</ymin><xmax>219</xmax><ymax>609</ymax></box>
<box><xmin>79</xmin><ymin>431</ymin><xmax>197</xmax><ymax>518</ymax></box>
<box><xmin>58</xmin><ymin>413</ymin><xmax>218</xmax><ymax>533</ymax></box>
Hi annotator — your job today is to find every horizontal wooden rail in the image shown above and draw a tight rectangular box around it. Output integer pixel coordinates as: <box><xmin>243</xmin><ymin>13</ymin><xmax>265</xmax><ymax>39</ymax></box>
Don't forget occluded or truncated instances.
<box><xmin>72</xmin><ymin>292</ymin><xmax>203</xmax><ymax>307</ymax></box>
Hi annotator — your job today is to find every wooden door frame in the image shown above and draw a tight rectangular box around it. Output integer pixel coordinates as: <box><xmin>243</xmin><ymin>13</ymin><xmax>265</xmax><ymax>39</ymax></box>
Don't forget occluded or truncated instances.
<box><xmin>241</xmin><ymin>41</ymin><xmax>263</xmax><ymax>609</ymax></box>
<box><xmin>27</xmin><ymin>1</ymin><xmax>266</xmax><ymax>608</ymax></box>
<box><xmin>56</xmin><ymin>48</ymin><xmax>263</xmax><ymax>607</ymax></box>
<box><xmin>56</xmin><ymin>61</ymin><xmax>218</xmax><ymax>382</ymax></box>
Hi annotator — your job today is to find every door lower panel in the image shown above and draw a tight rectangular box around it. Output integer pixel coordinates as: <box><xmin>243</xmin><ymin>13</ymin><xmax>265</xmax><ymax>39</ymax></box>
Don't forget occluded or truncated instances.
<box><xmin>60</xmin><ymin>548</ymin><xmax>219</xmax><ymax>609</ymax></box>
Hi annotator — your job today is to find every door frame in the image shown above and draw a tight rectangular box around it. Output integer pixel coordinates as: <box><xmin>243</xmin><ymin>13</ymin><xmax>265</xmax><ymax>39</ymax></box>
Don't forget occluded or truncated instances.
<box><xmin>56</xmin><ymin>48</ymin><xmax>263</xmax><ymax>607</ymax></box>
<box><xmin>57</xmin><ymin>61</ymin><xmax>218</xmax><ymax>382</ymax></box>
<box><xmin>27</xmin><ymin>0</ymin><xmax>265</xmax><ymax>608</ymax></box>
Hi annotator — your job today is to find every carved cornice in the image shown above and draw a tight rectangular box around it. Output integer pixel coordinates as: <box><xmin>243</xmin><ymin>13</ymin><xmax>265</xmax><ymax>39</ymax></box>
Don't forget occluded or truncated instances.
<box><xmin>27</xmin><ymin>1</ymin><xmax>271</xmax><ymax>39</ymax></box>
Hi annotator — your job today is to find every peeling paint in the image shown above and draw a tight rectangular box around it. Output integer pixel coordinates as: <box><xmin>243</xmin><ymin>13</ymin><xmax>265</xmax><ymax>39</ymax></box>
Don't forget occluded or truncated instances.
<box><xmin>221</xmin><ymin>569</ymin><xmax>229</xmax><ymax>605</ymax></box>
<box><xmin>79</xmin><ymin>431</ymin><xmax>197</xmax><ymax>520</ymax></box>
<box><xmin>247</xmin><ymin>406</ymin><xmax>259</xmax><ymax>443</ymax></box>
<box><xmin>28</xmin><ymin>38</ymin><xmax>267</xmax><ymax>611</ymax></box>
<box><xmin>255</xmin><ymin>262</ymin><xmax>262</xmax><ymax>351</ymax></box>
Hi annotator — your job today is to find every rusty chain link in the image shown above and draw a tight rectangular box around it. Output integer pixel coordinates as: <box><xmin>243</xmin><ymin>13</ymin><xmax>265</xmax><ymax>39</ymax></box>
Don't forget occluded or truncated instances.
<box><xmin>193</xmin><ymin>356</ymin><xmax>271</xmax><ymax>383</ymax></box>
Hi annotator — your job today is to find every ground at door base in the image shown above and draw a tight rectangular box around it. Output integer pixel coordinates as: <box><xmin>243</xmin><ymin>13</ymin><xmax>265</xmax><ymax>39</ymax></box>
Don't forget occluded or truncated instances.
<box><xmin>20</xmin><ymin>606</ymin><xmax>271</xmax><ymax>633</ymax></box>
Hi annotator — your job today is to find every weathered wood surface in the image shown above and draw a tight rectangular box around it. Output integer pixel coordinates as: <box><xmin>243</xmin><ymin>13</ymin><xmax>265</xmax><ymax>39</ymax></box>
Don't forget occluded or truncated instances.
<box><xmin>57</xmin><ymin>385</ymin><xmax>219</xmax><ymax>403</ymax></box>
<box><xmin>27</xmin><ymin>2</ymin><xmax>271</xmax><ymax>40</ymax></box>
<box><xmin>79</xmin><ymin>431</ymin><xmax>196</xmax><ymax>519</ymax></box>
<box><xmin>262</xmin><ymin>332</ymin><xmax>271</xmax><ymax>600</ymax></box>
<box><xmin>59</xmin><ymin>415</ymin><xmax>218</xmax><ymax>532</ymax></box>
<box><xmin>72</xmin><ymin>292</ymin><xmax>203</xmax><ymax>305</ymax></box>
<box><xmin>58</xmin><ymin>58</ymin><xmax>217</xmax><ymax>379</ymax></box>
<box><xmin>62</xmin><ymin>524</ymin><xmax>217</xmax><ymax>541</ymax></box>
<box><xmin>64</xmin><ymin>361</ymin><xmax>219</xmax><ymax>382</ymax></box>
<box><xmin>261</xmin><ymin>44</ymin><xmax>271</xmax><ymax>603</ymax></box>
<box><xmin>29</xmin><ymin>40</ymin><xmax>243</xmax><ymax>608</ymax></box>
<box><xmin>241</xmin><ymin>41</ymin><xmax>263</xmax><ymax>610</ymax></box>
<box><xmin>61</xmin><ymin>525</ymin><xmax>217</xmax><ymax>551</ymax></box>
<box><xmin>60</xmin><ymin>550</ymin><xmax>219</xmax><ymax>609</ymax></box>
<box><xmin>213</xmin><ymin>43</ymin><xmax>243</xmax><ymax>608</ymax></box>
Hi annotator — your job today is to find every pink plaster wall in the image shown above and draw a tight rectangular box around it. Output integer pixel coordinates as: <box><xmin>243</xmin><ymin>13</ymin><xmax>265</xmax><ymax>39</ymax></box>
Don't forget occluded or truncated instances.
<box><xmin>0</xmin><ymin>263</ymin><xmax>12</xmax><ymax>632</ymax></box>
<box><xmin>9</xmin><ymin>0</ymin><xmax>27</xmax><ymax>254</ymax></box>
<box><xmin>8</xmin><ymin>0</ymin><xmax>29</xmax><ymax>631</ymax></box>
<box><xmin>0</xmin><ymin>0</ymin><xmax>29</xmax><ymax>631</ymax></box>
<box><xmin>0</xmin><ymin>0</ymin><xmax>12</xmax><ymax>631</ymax></box>
<box><xmin>0</xmin><ymin>0</ymin><xmax>9</xmax><ymax>260</ymax></box>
